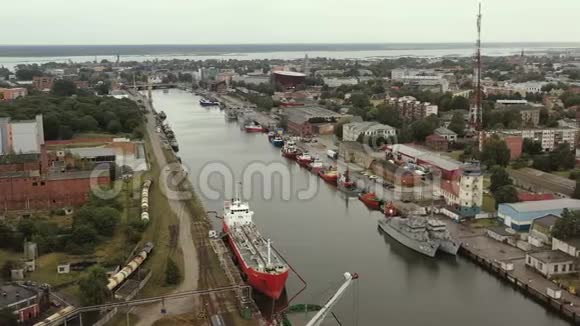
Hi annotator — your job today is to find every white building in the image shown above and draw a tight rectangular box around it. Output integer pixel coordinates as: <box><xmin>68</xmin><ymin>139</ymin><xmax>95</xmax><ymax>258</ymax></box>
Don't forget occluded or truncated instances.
<box><xmin>492</xmin><ymin>127</ymin><xmax>578</xmax><ymax>151</ymax></box>
<box><xmin>436</xmin><ymin>163</ymin><xmax>484</xmax><ymax>217</ymax></box>
<box><xmin>7</xmin><ymin>115</ymin><xmax>44</xmax><ymax>154</ymax></box>
<box><xmin>525</xmin><ymin>250</ymin><xmax>576</xmax><ymax>278</ymax></box>
<box><xmin>342</xmin><ymin>122</ymin><xmax>396</xmax><ymax>142</ymax></box>
<box><xmin>323</xmin><ymin>77</ymin><xmax>358</xmax><ymax>88</ymax></box>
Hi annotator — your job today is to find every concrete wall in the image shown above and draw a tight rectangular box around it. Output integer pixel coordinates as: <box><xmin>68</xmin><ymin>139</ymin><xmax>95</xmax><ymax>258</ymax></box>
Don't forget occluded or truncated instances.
<box><xmin>552</xmin><ymin>238</ymin><xmax>580</xmax><ymax>257</ymax></box>
<box><xmin>11</xmin><ymin>122</ymin><xmax>40</xmax><ymax>153</ymax></box>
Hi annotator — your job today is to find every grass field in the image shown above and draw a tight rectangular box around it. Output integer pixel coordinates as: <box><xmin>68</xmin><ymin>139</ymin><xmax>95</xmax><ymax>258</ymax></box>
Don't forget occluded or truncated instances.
<box><xmin>482</xmin><ymin>193</ymin><xmax>496</xmax><ymax>213</ymax></box>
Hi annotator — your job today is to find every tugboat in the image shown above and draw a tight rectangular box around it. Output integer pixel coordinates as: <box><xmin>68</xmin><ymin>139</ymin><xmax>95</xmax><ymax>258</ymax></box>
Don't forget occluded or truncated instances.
<box><xmin>267</xmin><ymin>131</ymin><xmax>276</xmax><ymax>142</ymax></box>
<box><xmin>308</xmin><ymin>158</ymin><xmax>325</xmax><ymax>174</ymax></box>
<box><xmin>245</xmin><ymin>122</ymin><xmax>265</xmax><ymax>133</ymax></box>
<box><xmin>337</xmin><ymin>168</ymin><xmax>359</xmax><ymax>196</ymax></box>
<box><xmin>281</xmin><ymin>141</ymin><xmax>299</xmax><ymax>160</ymax></box>
<box><xmin>271</xmin><ymin>136</ymin><xmax>284</xmax><ymax>148</ymax></box>
<box><xmin>358</xmin><ymin>192</ymin><xmax>383</xmax><ymax>210</ymax></box>
<box><xmin>296</xmin><ymin>152</ymin><xmax>314</xmax><ymax>167</ymax></box>
<box><xmin>223</xmin><ymin>197</ymin><xmax>289</xmax><ymax>299</ymax></box>
<box><xmin>319</xmin><ymin>167</ymin><xmax>339</xmax><ymax>185</ymax></box>
<box><xmin>200</xmin><ymin>98</ymin><xmax>220</xmax><ymax>106</ymax></box>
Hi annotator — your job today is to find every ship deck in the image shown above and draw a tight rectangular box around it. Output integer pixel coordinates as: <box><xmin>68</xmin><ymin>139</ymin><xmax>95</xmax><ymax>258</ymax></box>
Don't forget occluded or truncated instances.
<box><xmin>229</xmin><ymin>223</ymin><xmax>287</xmax><ymax>272</ymax></box>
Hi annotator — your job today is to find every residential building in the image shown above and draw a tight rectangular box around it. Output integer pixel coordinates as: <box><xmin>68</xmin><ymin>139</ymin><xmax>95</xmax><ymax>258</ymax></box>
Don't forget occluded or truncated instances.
<box><xmin>0</xmin><ymin>88</ymin><xmax>27</xmax><ymax>101</ymax></box>
<box><xmin>32</xmin><ymin>76</ymin><xmax>54</xmax><ymax>91</ymax></box>
<box><xmin>425</xmin><ymin>134</ymin><xmax>448</xmax><ymax>152</ymax></box>
<box><xmin>528</xmin><ymin>214</ymin><xmax>559</xmax><ymax>247</ymax></box>
<box><xmin>498</xmin><ymin>199</ymin><xmax>580</xmax><ymax>231</ymax></box>
<box><xmin>508</xmin><ymin>168</ymin><xmax>575</xmax><ymax>198</ymax></box>
<box><xmin>390</xmin><ymin>69</ymin><xmax>449</xmax><ymax>92</ymax></box>
<box><xmin>323</xmin><ymin>77</ymin><xmax>358</xmax><ymax>88</ymax></box>
<box><xmin>525</xmin><ymin>250</ymin><xmax>576</xmax><ymax>278</ymax></box>
<box><xmin>385</xmin><ymin>97</ymin><xmax>438</xmax><ymax>122</ymax></box>
<box><xmin>342</xmin><ymin>122</ymin><xmax>396</xmax><ymax>142</ymax></box>
<box><xmin>434</xmin><ymin>127</ymin><xmax>458</xmax><ymax>142</ymax></box>
<box><xmin>484</xmin><ymin>127</ymin><xmax>577</xmax><ymax>152</ymax></box>
<box><xmin>496</xmin><ymin>99</ymin><xmax>529</xmax><ymax>106</ymax></box>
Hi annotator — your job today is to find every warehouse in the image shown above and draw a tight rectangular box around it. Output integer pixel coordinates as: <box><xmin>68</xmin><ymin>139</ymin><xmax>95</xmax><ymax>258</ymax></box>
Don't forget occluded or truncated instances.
<box><xmin>508</xmin><ymin>167</ymin><xmax>575</xmax><ymax>198</ymax></box>
<box><xmin>497</xmin><ymin>199</ymin><xmax>580</xmax><ymax>231</ymax></box>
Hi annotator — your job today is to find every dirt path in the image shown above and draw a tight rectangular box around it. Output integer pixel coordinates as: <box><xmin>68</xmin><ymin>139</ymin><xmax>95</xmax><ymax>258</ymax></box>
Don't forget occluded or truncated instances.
<box><xmin>133</xmin><ymin>94</ymin><xmax>200</xmax><ymax>326</ymax></box>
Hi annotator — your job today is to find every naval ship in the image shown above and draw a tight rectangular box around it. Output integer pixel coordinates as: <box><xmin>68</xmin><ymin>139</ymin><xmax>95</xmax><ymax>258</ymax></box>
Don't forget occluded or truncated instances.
<box><xmin>427</xmin><ymin>218</ymin><xmax>461</xmax><ymax>255</ymax></box>
<box><xmin>378</xmin><ymin>215</ymin><xmax>440</xmax><ymax>257</ymax></box>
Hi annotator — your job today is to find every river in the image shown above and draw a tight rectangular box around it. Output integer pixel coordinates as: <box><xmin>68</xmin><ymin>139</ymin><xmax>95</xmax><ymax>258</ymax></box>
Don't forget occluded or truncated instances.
<box><xmin>152</xmin><ymin>88</ymin><xmax>569</xmax><ymax>326</ymax></box>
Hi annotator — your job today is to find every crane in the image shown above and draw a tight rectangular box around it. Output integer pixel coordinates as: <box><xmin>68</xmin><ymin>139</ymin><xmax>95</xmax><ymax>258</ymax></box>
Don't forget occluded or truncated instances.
<box><xmin>305</xmin><ymin>272</ymin><xmax>359</xmax><ymax>326</ymax></box>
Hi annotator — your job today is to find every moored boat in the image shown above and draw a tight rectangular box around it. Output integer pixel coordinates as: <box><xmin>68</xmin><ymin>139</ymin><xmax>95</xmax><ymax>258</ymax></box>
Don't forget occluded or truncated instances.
<box><xmin>337</xmin><ymin>168</ymin><xmax>359</xmax><ymax>195</ymax></box>
<box><xmin>427</xmin><ymin>218</ymin><xmax>460</xmax><ymax>255</ymax></box>
<box><xmin>223</xmin><ymin>198</ymin><xmax>289</xmax><ymax>299</ymax></box>
<box><xmin>281</xmin><ymin>141</ymin><xmax>299</xmax><ymax>160</ymax></box>
<box><xmin>378</xmin><ymin>215</ymin><xmax>440</xmax><ymax>257</ymax></box>
<box><xmin>267</xmin><ymin>131</ymin><xmax>276</xmax><ymax>142</ymax></box>
<box><xmin>271</xmin><ymin>136</ymin><xmax>284</xmax><ymax>148</ymax></box>
<box><xmin>245</xmin><ymin>123</ymin><xmax>265</xmax><ymax>133</ymax></box>
<box><xmin>358</xmin><ymin>192</ymin><xmax>383</xmax><ymax>210</ymax></box>
<box><xmin>308</xmin><ymin>158</ymin><xmax>325</xmax><ymax>174</ymax></box>
<box><xmin>319</xmin><ymin>168</ymin><xmax>339</xmax><ymax>185</ymax></box>
<box><xmin>296</xmin><ymin>152</ymin><xmax>313</xmax><ymax>167</ymax></box>
<box><xmin>200</xmin><ymin>98</ymin><xmax>220</xmax><ymax>106</ymax></box>
<box><xmin>158</xmin><ymin>111</ymin><xmax>167</xmax><ymax>121</ymax></box>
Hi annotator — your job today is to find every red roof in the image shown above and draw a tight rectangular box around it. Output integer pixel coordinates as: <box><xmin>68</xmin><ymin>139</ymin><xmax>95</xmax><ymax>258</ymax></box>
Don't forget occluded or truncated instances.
<box><xmin>426</xmin><ymin>134</ymin><xmax>446</xmax><ymax>142</ymax></box>
<box><xmin>517</xmin><ymin>192</ymin><xmax>556</xmax><ymax>202</ymax></box>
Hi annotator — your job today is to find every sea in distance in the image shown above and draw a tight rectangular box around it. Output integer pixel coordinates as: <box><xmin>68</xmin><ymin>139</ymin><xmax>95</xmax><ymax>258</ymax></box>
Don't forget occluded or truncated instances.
<box><xmin>1</xmin><ymin>42</ymin><xmax>579</xmax><ymax>70</ymax></box>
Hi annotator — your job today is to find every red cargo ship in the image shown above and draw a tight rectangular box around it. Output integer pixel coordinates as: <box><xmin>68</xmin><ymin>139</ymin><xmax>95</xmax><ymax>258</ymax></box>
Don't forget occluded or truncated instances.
<box><xmin>281</xmin><ymin>140</ymin><xmax>299</xmax><ymax>160</ymax></box>
<box><xmin>358</xmin><ymin>192</ymin><xmax>383</xmax><ymax>210</ymax></box>
<box><xmin>223</xmin><ymin>199</ymin><xmax>289</xmax><ymax>299</ymax></box>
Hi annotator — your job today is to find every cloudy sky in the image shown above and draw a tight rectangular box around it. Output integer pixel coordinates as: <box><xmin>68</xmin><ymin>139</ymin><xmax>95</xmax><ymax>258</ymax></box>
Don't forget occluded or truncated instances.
<box><xmin>1</xmin><ymin>0</ymin><xmax>578</xmax><ymax>45</ymax></box>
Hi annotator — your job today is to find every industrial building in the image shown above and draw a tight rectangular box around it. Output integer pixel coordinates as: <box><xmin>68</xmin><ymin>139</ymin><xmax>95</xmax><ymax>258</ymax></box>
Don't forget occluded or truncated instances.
<box><xmin>0</xmin><ymin>284</ymin><xmax>48</xmax><ymax>323</ymax></box>
<box><xmin>342</xmin><ymin>122</ymin><xmax>396</xmax><ymax>142</ymax></box>
<box><xmin>525</xmin><ymin>250</ymin><xmax>576</xmax><ymax>278</ymax></box>
<box><xmin>498</xmin><ymin>199</ymin><xmax>580</xmax><ymax>231</ymax></box>
<box><xmin>0</xmin><ymin>115</ymin><xmax>44</xmax><ymax>155</ymax></box>
<box><xmin>384</xmin><ymin>144</ymin><xmax>462</xmax><ymax>180</ymax></box>
<box><xmin>285</xmin><ymin>106</ymin><xmax>348</xmax><ymax>137</ymax></box>
<box><xmin>508</xmin><ymin>167</ymin><xmax>575</xmax><ymax>198</ymax></box>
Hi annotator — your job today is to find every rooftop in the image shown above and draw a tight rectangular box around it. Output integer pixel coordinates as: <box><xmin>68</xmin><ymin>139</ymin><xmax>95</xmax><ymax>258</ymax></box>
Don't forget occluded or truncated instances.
<box><xmin>532</xmin><ymin>214</ymin><xmax>559</xmax><ymax>229</ymax></box>
<box><xmin>344</xmin><ymin>121</ymin><xmax>395</xmax><ymax>133</ymax></box>
<box><xmin>67</xmin><ymin>147</ymin><xmax>116</xmax><ymax>159</ymax></box>
<box><xmin>509</xmin><ymin>168</ymin><xmax>575</xmax><ymax>197</ymax></box>
<box><xmin>387</xmin><ymin>144</ymin><xmax>462</xmax><ymax>172</ymax></box>
<box><xmin>273</xmin><ymin>71</ymin><xmax>306</xmax><ymax>77</ymax></box>
<box><xmin>0</xmin><ymin>284</ymin><xmax>38</xmax><ymax>308</ymax></box>
<box><xmin>501</xmin><ymin>198</ymin><xmax>580</xmax><ymax>213</ymax></box>
<box><xmin>435</xmin><ymin>127</ymin><xmax>457</xmax><ymax>136</ymax></box>
<box><xmin>286</xmin><ymin>106</ymin><xmax>347</xmax><ymax>124</ymax></box>
<box><xmin>487</xmin><ymin>226</ymin><xmax>514</xmax><ymax>237</ymax></box>
<box><xmin>528</xmin><ymin>250</ymin><xmax>575</xmax><ymax>264</ymax></box>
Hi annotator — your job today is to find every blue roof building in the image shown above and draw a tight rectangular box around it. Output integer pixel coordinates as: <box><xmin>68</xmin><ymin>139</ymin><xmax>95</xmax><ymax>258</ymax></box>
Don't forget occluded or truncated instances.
<box><xmin>498</xmin><ymin>199</ymin><xmax>580</xmax><ymax>231</ymax></box>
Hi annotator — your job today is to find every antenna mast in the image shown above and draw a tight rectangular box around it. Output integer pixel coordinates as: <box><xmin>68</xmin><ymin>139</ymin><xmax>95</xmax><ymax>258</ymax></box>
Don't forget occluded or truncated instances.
<box><xmin>475</xmin><ymin>2</ymin><xmax>483</xmax><ymax>130</ymax></box>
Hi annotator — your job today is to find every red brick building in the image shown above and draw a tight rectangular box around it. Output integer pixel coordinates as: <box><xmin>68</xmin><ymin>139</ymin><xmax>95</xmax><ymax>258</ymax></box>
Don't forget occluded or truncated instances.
<box><xmin>32</xmin><ymin>76</ymin><xmax>55</xmax><ymax>91</ymax></box>
<box><xmin>425</xmin><ymin>134</ymin><xmax>449</xmax><ymax>152</ymax></box>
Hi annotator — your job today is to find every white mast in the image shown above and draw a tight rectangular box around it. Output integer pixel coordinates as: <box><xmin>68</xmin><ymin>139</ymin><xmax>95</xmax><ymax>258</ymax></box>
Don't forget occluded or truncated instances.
<box><xmin>267</xmin><ymin>239</ymin><xmax>272</xmax><ymax>266</ymax></box>
<box><xmin>306</xmin><ymin>272</ymin><xmax>359</xmax><ymax>326</ymax></box>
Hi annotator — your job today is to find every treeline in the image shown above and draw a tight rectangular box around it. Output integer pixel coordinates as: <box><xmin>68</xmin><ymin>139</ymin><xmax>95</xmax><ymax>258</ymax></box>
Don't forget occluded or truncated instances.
<box><xmin>0</xmin><ymin>93</ymin><xmax>143</xmax><ymax>140</ymax></box>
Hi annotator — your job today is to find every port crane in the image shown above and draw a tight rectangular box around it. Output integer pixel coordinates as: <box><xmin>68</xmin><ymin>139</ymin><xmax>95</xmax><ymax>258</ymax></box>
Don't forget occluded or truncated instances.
<box><xmin>305</xmin><ymin>272</ymin><xmax>359</xmax><ymax>326</ymax></box>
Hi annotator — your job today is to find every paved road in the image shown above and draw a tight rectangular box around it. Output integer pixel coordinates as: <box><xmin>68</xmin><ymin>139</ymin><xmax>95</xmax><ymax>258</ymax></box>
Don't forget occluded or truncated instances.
<box><xmin>133</xmin><ymin>94</ymin><xmax>200</xmax><ymax>326</ymax></box>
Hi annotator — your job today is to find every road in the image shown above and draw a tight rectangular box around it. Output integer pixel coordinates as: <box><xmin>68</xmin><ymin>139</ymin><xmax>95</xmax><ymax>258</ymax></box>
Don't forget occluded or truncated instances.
<box><xmin>133</xmin><ymin>94</ymin><xmax>200</xmax><ymax>326</ymax></box>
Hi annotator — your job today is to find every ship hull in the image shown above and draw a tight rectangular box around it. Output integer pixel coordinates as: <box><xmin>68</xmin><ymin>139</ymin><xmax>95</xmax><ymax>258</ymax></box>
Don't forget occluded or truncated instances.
<box><xmin>319</xmin><ymin>172</ymin><xmax>338</xmax><ymax>185</ymax></box>
<box><xmin>297</xmin><ymin>159</ymin><xmax>312</xmax><ymax>167</ymax></box>
<box><xmin>271</xmin><ymin>140</ymin><xmax>285</xmax><ymax>148</ymax></box>
<box><xmin>358</xmin><ymin>194</ymin><xmax>382</xmax><ymax>210</ymax></box>
<box><xmin>337</xmin><ymin>183</ymin><xmax>359</xmax><ymax>196</ymax></box>
<box><xmin>281</xmin><ymin>151</ymin><xmax>298</xmax><ymax>160</ymax></box>
<box><xmin>245</xmin><ymin>127</ymin><xmax>264</xmax><ymax>133</ymax></box>
<box><xmin>223</xmin><ymin>223</ymin><xmax>288</xmax><ymax>299</ymax></box>
<box><xmin>438</xmin><ymin>240</ymin><xmax>460</xmax><ymax>255</ymax></box>
<box><xmin>378</xmin><ymin>219</ymin><xmax>439</xmax><ymax>257</ymax></box>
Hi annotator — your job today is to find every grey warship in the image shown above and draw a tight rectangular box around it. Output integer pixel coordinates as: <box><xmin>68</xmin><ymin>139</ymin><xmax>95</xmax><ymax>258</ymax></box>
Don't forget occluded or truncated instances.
<box><xmin>427</xmin><ymin>218</ymin><xmax>461</xmax><ymax>255</ymax></box>
<box><xmin>378</xmin><ymin>216</ymin><xmax>440</xmax><ymax>257</ymax></box>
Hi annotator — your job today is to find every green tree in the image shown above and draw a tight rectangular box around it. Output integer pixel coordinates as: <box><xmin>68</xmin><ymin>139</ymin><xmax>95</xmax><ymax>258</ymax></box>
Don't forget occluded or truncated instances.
<box><xmin>450</xmin><ymin>96</ymin><xmax>470</xmax><ymax>111</ymax></box>
<box><xmin>51</xmin><ymin>80</ymin><xmax>77</xmax><ymax>97</ymax></box>
<box><xmin>350</xmin><ymin>93</ymin><xmax>371</xmax><ymax>108</ymax></box>
<box><xmin>375</xmin><ymin>104</ymin><xmax>402</xmax><ymax>128</ymax></box>
<box><xmin>165</xmin><ymin>257</ymin><xmax>181</xmax><ymax>285</ymax></box>
<box><xmin>58</xmin><ymin>125</ymin><xmax>74</xmax><ymax>140</ymax></box>
<box><xmin>480</xmin><ymin>135</ymin><xmax>511</xmax><ymax>167</ymax></box>
<box><xmin>447</xmin><ymin>111</ymin><xmax>466</xmax><ymax>137</ymax></box>
<box><xmin>95</xmin><ymin>81</ymin><xmax>111</xmax><ymax>95</ymax></box>
<box><xmin>77</xmin><ymin>115</ymin><xmax>99</xmax><ymax>132</ymax></box>
<box><xmin>522</xmin><ymin>139</ymin><xmax>542</xmax><ymax>155</ymax></box>
<box><xmin>75</xmin><ymin>206</ymin><xmax>120</xmax><ymax>237</ymax></box>
<box><xmin>78</xmin><ymin>265</ymin><xmax>110</xmax><ymax>306</ymax></box>
<box><xmin>0</xmin><ymin>309</ymin><xmax>18</xmax><ymax>326</ymax></box>
<box><xmin>493</xmin><ymin>185</ymin><xmax>519</xmax><ymax>208</ymax></box>
<box><xmin>549</xmin><ymin>143</ymin><xmax>575</xmax><ymax>171</ymax></box>
<box><xmin>107</xmin><ymin>120</ymin><xmax>122</xmax><ymax>134</ymax></box>
<box><xmin>71</xmin><ymin>224</ymin><xmax>98</xmax><ymax>245</ymax></box>
<box><xmin>489</xmin><ymin>166</ymin><xmax>512</xmax><ymax>193</ymax></box>
<box><xmin>552</xmin><ymin>209</ymin><xmax>580</xmax><ymax>239</ymax></box>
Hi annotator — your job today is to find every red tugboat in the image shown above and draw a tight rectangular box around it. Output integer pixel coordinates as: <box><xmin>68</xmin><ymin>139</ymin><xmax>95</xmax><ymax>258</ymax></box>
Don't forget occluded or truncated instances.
<box><xmin>245</xmin><ymin>122</ymin><xmax>265</xmax><ymax>133</ymax></box>
<box><xmin>358</xmin><ymin>192</ymin><xmax>383</xmax><ymax>210</ymax></box>
<box><xmin>383</xmin><ymin>201</ymin><xmax>398</xmax><ymax>217</ymax></box>
<box><xmin>296</xmin><ymin>152</ymin><xmax>314</xmax><ymax>167</ymax></box>
<box><xmin>223</xmin><ymin>198</ymin><xmax>289</xmax><ymax>299</ymax></box>
<box><xmin>319</xmin><ymin>168</ymin><xmax>339</xmax><ymax>185</ymax></box>
<box><xmin>281</xmin><ymin>140</ymin><xmax>299</xmax><ymax>160</ymax></box>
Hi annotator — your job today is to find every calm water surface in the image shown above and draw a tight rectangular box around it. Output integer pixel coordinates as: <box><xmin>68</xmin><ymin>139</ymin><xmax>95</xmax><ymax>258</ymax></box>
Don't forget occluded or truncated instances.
<box><xmin>153</xmin><ymin>89</ymin><xmax>569</xmax><ymax>326</ymax></box>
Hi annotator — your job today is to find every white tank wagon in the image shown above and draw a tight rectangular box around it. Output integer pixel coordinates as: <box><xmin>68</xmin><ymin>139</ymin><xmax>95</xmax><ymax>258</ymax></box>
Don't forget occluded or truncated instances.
<box><xmin>140</xmin><ymin>179</ymin><xmax>152</xmax><ymax>223</ymax></box>
<box><xmin>106</xmin><ymin>242</ymin><xmax>154</xmax><ymax>291</ymax></box>
<box><xmin>32</xmin><ymin>305</ymin><xmax>74</xmax><ymax>326</ymax></box>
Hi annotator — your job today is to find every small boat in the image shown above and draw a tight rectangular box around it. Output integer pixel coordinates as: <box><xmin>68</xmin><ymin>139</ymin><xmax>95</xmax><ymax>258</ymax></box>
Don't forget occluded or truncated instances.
<box><xmin>319</xmin><ymin>168</ymin><xmax>339</xmax><ymax>185</ymax></box>
<box><xmin>245</xmin><ymin>123</ymin><xmax>265</xmax><ymax>133</ymax></box>
<box><xmin>308</xmin><ymin>158</ymin><xmax>325</xmax><ymax>174</ymax></box>
<box><xmin>271</xmin><ymin>136</ymin><xmax>284</xmax><ymax>148</ymax></box>
<box><xmin>158</xmin><ymin>111</ymin><xmax>167</xmax><ymax>121</ymax></box>
<box><xmin>296</xmin><ymin>152</ymin><xmax>313</xmax><ymax>167</ymax></box>
<box><xmin>281</xmin><ymin>141</ymin><xmax>299</xmax><ymax>160</ymax></box>
<box><xmin>200</xmin><ymin>98</ymin><xmax>220</xmax><ymax>106</ymax></box>
<box><xmin>267</xmin><ymin>131</ymin><xmax>276</xmax><ymax>141</ymax></box>
<box><xmin>358</xmin><ymin>192</ymin><xmax>383</xmax><ymax>210</ymax></box>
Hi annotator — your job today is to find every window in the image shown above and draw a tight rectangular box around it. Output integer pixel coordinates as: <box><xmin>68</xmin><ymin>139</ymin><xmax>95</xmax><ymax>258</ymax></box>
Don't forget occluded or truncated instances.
<box><xmin>527</xmin><ymin>257</ymin><xmax>531</xmax><ymax>264</ymax></box>
<box><xmin>538</xmin><ymin>262</ymin><xmax>543</xmax><ymax>270</ymax></box>
<box><xmin>563</xmin><ymin>264</ymin><xmax>567</xmax><ymax>272</ymax></box>
<box><xmin>570</xmin><ymin>263</ymin><xmax>574</xmax><ymax>271</ymax></box>
<box><xmin>32</xmin><ymin>182</ymin><xmax>38</xmax><ymax>186</ymax></box>
<box><xmin>554</xmin><ymin>265</ymin><xmax>559</xmax><ymax>273</ymax></box>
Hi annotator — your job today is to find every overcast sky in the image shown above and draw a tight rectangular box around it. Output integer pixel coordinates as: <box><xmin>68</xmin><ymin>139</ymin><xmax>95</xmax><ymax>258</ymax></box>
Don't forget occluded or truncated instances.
<box><xmin>1</xmin><ymin>0</ymin><xmax>578</xmax><ymax>45</ymax></box>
